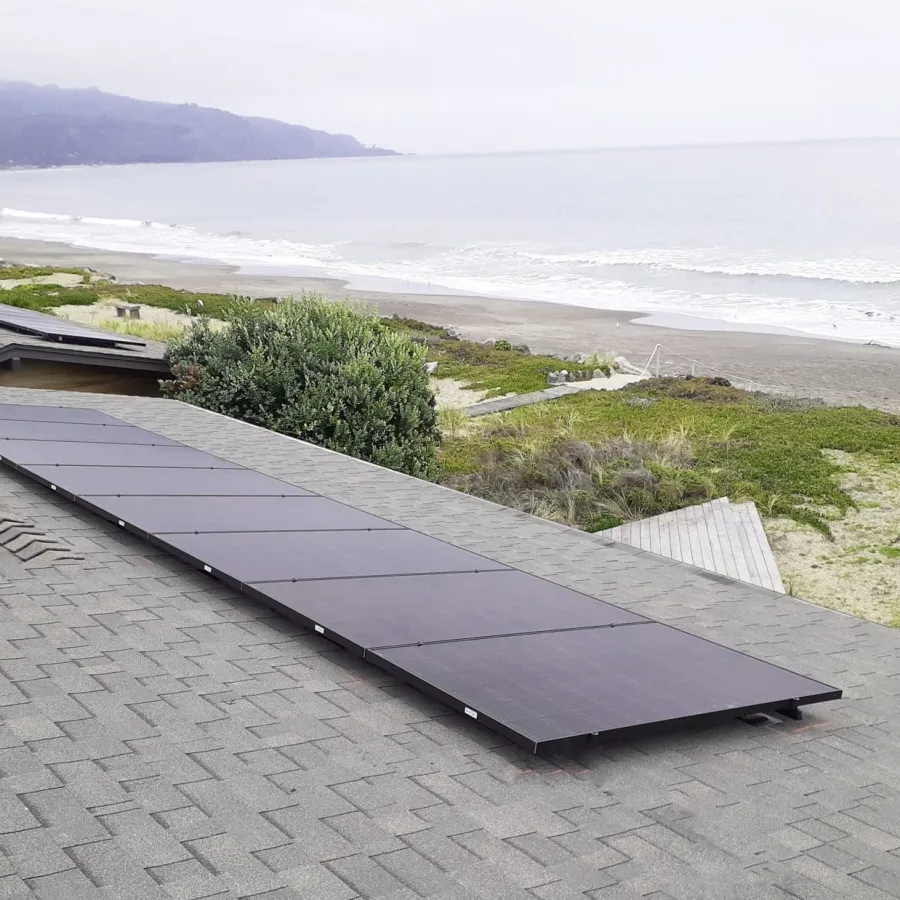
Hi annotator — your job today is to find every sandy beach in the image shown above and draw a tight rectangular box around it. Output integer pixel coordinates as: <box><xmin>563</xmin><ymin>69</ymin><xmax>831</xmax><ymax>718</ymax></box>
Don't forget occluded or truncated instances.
<box><xmin>3</xmin><ymin>236</ymin><xmax>900</xmax><ymax>411</ymax></box>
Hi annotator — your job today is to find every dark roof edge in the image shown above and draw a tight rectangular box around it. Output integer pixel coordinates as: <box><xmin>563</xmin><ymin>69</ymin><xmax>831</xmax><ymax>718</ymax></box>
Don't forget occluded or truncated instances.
<box><xmin>0</xmin><ymin>343</ymin><xmax>170</xmax><ymax>373</ymax></box>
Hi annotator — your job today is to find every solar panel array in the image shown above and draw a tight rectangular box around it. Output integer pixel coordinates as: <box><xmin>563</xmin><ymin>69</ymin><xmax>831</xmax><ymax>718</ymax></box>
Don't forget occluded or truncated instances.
<box><xmin>0</xmin><ymin>302</ymin><xmax>146</xmax><ymax>348</ymax></box>
<box><xmin>0</xmin><ymin>403</ymin><xmax>842</xmax><ymax>751</ymax></box>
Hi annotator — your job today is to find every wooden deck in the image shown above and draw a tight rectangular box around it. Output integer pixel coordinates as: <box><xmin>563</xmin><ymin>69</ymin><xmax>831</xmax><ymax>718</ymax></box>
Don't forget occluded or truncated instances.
<box><xmin>598</xmin><ymin>497</ymin><xmax>785</xmax><ymax>593</ymax></box>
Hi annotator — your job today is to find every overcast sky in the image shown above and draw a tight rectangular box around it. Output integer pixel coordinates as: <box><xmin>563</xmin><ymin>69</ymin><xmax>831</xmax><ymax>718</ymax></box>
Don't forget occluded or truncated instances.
<box><xmin>2</xmin><ymin>0</ymin><xmax>898</xmax><ymax>154</ymax></box>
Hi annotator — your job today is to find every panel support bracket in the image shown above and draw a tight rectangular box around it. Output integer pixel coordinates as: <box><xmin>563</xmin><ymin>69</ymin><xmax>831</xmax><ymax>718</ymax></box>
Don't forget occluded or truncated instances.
<box><xmin>776</xmin><ymin>699</ymin><xmax>802</xmax><ymax>721</ymax></box>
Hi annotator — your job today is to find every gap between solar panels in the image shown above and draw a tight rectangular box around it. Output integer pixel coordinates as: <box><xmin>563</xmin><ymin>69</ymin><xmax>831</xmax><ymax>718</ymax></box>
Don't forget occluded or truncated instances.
<box><xmin>0</xmin><ymin>402</ymin><xmax>843</xmax><ymax>753</ymax></box>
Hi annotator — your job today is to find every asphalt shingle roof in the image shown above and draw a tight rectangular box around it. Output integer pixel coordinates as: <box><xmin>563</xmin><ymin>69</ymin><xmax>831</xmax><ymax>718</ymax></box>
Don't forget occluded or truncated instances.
<box><xmin>1</xmin><ymin>385</ymin><xmax>899</xmax><ymax>900</ymax></box>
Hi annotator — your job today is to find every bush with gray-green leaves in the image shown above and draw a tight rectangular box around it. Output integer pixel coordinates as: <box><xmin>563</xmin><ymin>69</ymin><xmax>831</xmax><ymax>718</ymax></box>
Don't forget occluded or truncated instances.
<box><xmin>161</xmin><ymin>297</ymin><xmax>439</xmax><ymax>479</ymax></box>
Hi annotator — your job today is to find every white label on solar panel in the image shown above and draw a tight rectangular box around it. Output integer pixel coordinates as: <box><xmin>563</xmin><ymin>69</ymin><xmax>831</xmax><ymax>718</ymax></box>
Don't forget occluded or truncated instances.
<box><xmin>118</xmin><ymin>520</ymin><xmax>125</xmax><ymax>527</ymax></box>
<box><xmin>51</xmin><ymin>485</ymin><xmax>57</xmax><ymax>491</ymax></box>
<box><xmin>464</xmin><ymin>707</ymin><xmax>478</xmax><ymax>719</ymax></box>
<box><xmin>203</xmin><ymin>565</ymin><xmax>212</xmax><ymax>573</ymax></box>
<box><xmin>314</xmin><ymin>624</ymin><xmax>325</xmax><ymax>634</ymax></box>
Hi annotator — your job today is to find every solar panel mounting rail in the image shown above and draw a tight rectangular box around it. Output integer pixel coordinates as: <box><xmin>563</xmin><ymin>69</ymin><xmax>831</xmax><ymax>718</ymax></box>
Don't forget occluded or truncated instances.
<box><xmin>0</xmin><ymin>403</ymin><xmax>842</xmax><ymax>753</ymax></box>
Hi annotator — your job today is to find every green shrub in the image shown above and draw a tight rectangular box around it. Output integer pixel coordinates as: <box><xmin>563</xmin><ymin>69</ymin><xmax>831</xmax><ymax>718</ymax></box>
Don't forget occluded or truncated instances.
<box><xmin>161</xmin><ymin>296</ymin><xmax>440</xmax><ymax>479</ymax></box>
<box><xmin>494</xmin><ymin>339</ymin><xmax>512</xmax><ymax>351</ymax></box>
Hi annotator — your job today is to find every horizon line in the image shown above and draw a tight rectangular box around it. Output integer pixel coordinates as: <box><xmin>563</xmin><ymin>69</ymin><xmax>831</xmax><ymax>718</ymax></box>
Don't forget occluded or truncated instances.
<box><xmin>406</xmin><ymin>134</ymin><xmax>900</xmax><ymax>159</ymax></box>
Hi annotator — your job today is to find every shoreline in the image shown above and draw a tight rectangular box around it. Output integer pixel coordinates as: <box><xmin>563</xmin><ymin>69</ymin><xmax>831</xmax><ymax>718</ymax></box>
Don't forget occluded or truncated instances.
<box><xmin>3</xmin><ymin>235</ymin><xmax>900</xmax><ymax>411</ymax></box>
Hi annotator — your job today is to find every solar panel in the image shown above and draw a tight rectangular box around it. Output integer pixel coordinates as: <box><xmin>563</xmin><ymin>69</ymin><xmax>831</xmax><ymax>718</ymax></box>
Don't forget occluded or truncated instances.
<box><xmin>248</xmin><ymin>571</ymin><xmax>648</xmax><ymax>654</ymax></box>
<box><xmin>0</xmin><ymin>441</ymin><xmax>241</xmax><ymax>469</ymax></box>
<box><xmin>371</xmin><ymin>625</ymin><xmax>842</xmax><ymax>748</ymax></box>
<box><xmin>0</xmin><ymin>420</ymin><xmax>179</xmax><ymax>445</ymax></box>
<box><xmin>0</xmin><ymin>302</ymin><xmax>145</xmax><ymax>347</ymax></box>
<box><xmin>160</xmin><ymin>530</ymin><xmax>509</xmax><ymax>585</ymax></box>
<box><xmin>0</xmin><ymin>404</ymin><xmax>128</xmax><ymax>426</ymax></box>
<box><xmin>92</xmin><ymin>495</ymin><xmax>400</xmax><ymax>536</ymax></box>
<box><xmin>0</xmin><ymin>402</ymin><xmax>843</xmax><ymax>752</ymax></box>
<box><xmin>22</xmin><ymin>465</ymin><xmax>313</xmax><ymax>498</ymax></box>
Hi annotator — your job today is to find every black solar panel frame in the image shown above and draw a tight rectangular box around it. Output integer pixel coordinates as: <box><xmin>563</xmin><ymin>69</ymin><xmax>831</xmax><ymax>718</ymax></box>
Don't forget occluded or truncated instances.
<box><xmin>0</xmin><ymin>402</ymin><xmax>844</xmax><ymax>752</ymax></box>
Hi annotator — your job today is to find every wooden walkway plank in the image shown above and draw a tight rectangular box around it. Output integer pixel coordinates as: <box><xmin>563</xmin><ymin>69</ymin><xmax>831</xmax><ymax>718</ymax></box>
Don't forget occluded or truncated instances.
<box><xmin>707</xmin><ymin>498</ymin><xmax>737</xmax><ymax>580</ymax></box>
<box><xmin>658</xmin><ymin>515</ymin><xmax>672</xmax><ymax>560</ymax></box>
<box><xmin>732</xmin><ymin>502</ymin><xmax>767</xmax><ymax>588</ymax></box>
<box><xmin>719</xmin><ymin>500</ymin><xmax>755</xmax><ymax>585</ymax></box>
<box><xmin>733</xmin><ymin>502</ymin><xmax>774</xmax><ymax>589</ymax></box>
<box><xmin>665</xmin><ymin>511</ymin><xmax>682</xmax><ymax>563</ymax></box>
<box><xmin>680</xmin><ymin>506</ymin><xmax>701</xmax><ymax>569</ymax></box>
<box><xmin>647</xmin><ymin>513</ymin><xmax>661</xmax><ymax>556</ymax></box>
<box><xmin>690</xmin><ymin>503</ymin><xmax>716</xmax><ymax>573</ymax></box>
<box><xmin>736</xmin><ymin>502</ymin><xmax>786</xmax><ymax>593</ymax></box>
<box><xmin>704</xmin><ymin>498</ymin><xmax>731</xmax><ymax>578</ymax></box>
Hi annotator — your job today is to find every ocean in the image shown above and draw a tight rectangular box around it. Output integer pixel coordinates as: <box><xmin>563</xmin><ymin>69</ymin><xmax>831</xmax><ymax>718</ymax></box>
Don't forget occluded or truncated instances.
<box><xmin>2</xmin><ymin>139</ymin><xmax>900</xmax><ymax>344</ymax></box>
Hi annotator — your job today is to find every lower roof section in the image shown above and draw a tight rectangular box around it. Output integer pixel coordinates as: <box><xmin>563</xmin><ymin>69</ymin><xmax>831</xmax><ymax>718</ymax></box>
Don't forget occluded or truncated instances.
<box><xmin>0</xmin><ymin>339</ymin><xmax>169</xmax><ymax>372</ymax></box>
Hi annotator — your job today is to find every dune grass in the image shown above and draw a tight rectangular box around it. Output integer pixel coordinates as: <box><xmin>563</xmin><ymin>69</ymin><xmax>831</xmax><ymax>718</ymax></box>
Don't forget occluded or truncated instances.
<box><xmin>88</xmin><ymin>318</ymin><xmax>187</xmax><ymax>343</ymax></box>
<box><xmin>439</xmin><ymin>380</ymin><xmax>900</xmax><ymax>535</ymax></box>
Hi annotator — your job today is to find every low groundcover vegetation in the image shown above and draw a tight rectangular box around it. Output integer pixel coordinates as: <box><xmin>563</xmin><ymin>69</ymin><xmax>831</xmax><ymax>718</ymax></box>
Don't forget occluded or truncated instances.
<box><xmin>440</xmin><ymin>378</ymin><xmax>900</xmax><ymax>537</ymax></box>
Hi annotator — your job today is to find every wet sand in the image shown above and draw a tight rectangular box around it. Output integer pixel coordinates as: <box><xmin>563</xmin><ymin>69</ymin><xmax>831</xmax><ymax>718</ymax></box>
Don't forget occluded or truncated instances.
<box><xmin>3</xmin><ymin>236</ymin><xmax>900</xmax><ymax>411</ymax></box>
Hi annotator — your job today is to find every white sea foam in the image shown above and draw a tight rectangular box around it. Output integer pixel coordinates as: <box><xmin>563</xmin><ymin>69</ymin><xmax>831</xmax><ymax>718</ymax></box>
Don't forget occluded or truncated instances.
<box><xmin>3</xmin><ymin>205</ymin><xmax>900</xmax><ymax>346</ymax></box>
<box><xmin>519</xmin><ymin>248</ymin><xmax>900</xmax><ymax>285</ymax></box>
<box><xmin>0</xmin><ymin>207</ymin><xmax>339</xmax><ymax>270</ymax></box>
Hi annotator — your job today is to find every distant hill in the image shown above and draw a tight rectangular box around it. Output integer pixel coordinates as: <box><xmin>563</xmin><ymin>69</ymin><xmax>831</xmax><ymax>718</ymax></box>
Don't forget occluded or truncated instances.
<box><xmin>0</xmin><ymin>82</ymin><xmax>396</xmax><ymax>168</ymax></box>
